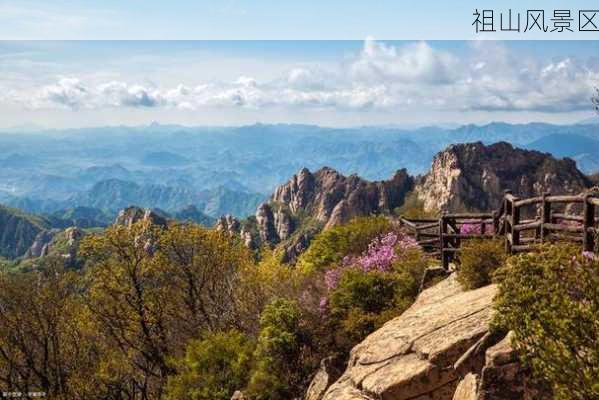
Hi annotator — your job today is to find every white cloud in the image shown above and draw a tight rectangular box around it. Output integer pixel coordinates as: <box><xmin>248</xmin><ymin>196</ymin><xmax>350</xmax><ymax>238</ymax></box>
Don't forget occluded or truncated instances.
<box><xmin>351</xmin><ymin>39</ymin><xmax>458</xmax><ymax>84</ymax></box>
<box><xmin>4</xmin><ymin>40</ymin><xmax>599</xmax><ymax>115</ymax></box>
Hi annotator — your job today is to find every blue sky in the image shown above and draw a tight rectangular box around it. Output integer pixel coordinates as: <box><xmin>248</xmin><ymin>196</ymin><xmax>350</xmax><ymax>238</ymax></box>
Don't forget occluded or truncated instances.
<box><xmin>4</xmin><ymin>0</ymin><xmax>599</xmax><ymax>40</ymax></box>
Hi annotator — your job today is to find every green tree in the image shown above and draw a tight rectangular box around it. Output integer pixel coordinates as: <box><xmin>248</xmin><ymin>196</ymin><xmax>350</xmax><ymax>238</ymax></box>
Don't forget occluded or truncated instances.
<box><xmin>247</xmin><ymin>298</ymin><xmax>315</xmax><ymax>400</ymax></box>
<box><xmin>494</xmin><ymin>244</ymin><xmax>599</xmax><ymax>400</ymax></box>
<box><xmin>457</xmin><ymin>239</ymin><xmax>506</xmax><ymax>290</ymax></box>
<box><xmin>164</xmin><ymin>331</ymin><xmax>254</xmax><ymax>400</ymax></box>
<box><xmin>297</xmin><ymin>216</ymin><xmax>391</xmax><ymax>273</ymax></box>
<box><xmin>0</xmin><ymin>257</ymin><xmax>100</xmax><ymax>399</ymax></box>
<box><xmin>326</xmin><ymin>247</ymin><xmax>428</xmax><ymax>352</ymax></box>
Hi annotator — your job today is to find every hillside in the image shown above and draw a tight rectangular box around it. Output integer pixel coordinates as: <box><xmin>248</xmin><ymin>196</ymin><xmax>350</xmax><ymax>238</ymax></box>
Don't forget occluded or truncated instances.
<box><xmin>0</xmin><ymin>205</ymin><xmax>49</xmax><ymax>259</ymax></box>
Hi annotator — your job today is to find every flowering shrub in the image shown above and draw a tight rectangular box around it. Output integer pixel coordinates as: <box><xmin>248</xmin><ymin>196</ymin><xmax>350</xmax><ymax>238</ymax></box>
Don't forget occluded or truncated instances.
<box><xmin>319</xmin><ymin>230</ymin><xmax>429</xmax><ymax>352</ymax></box>
<box><xmin>322</xmin><ymin>231</ymin><xmax>421</xmax><ymax>293</ymax></box>
<box><xmin>460</xmin><ymin>221</ymin><xmax>493</xmax><ymax>235</ymax></box>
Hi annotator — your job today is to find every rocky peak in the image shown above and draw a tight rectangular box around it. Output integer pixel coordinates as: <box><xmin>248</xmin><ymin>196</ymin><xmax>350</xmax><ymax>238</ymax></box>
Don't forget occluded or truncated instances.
<box><xmin>26</xmin><ymin>229</ymin><xmax>57</xmax><ymax>258</ymax></box>
<box><xmin>215</xmin><ymin>214</ymin><xmax>241</xmax><ymax>235</ymax></box>
<box><xmin>114</xmin><ymin>206</ymin><xmax>169</xmax><ymax>228</ymax></box>
<box><xmin>415</xmin><ymin>142</ymin><xmax>590</xmax><ymax>213</ymax></box>
<box><xmin>250</xmin><ymin>167</ymin><xmax>414</xmax><ymax>260</ymax></box>
<box><xmin>272</xmin><ymin>166</ymin><xmax>413</xmax><ymax>229</ymax></box>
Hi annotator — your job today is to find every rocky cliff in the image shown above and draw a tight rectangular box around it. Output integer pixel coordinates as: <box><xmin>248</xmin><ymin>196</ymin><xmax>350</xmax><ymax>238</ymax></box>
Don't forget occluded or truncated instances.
<box><xmin>318</xmin><ymin>274</ymin><xmax>531</xmax><ymax>400</ymax></box>
<box><xmin>0</xmin><ymin>205</ymin><xmax>50</xmax><ymax>259</ymax></box>
<box><xmin>415</xmin><ymin>142</ymin><xmax>590</xmax><ymax>213</ymax></box>
<box><xmin>114</xmin><ymin>206</ymin><xmax>169</xmax><ymax>228</ymax></box>
<box><xmin>232</xmin><ymin>167</ymin><xmax>414</xmax><ymax>260</ymax></box>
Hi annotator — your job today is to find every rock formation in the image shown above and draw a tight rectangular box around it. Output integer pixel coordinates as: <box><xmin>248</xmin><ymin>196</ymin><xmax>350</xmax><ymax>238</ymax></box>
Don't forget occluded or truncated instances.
<box><xmin>305</xmin><ymin>357</ymin><xmax>343</xmax><ymax>400</ymax></box>
<box><xmin>114</xmin><ymin>206</ymin><xmax>169</xmax><ymax>228</ymax></box>
<box><xmin>271</xmin><ymin>167</ymin><xmax>413</xmax><ymax>230</ymax></box>
<box><xmin>321</xmin><ymin>275</ymin><xmax>516</xmax><ymax>400</ymax></box>
<box><xmin>238</xmin><ymin>167</ymin><xmax>414</xmax><ymax>260</ymax></box>
<box><xmin>0</xmin><ymin>205</ymin><xmax>49</xmax><ymax>259</ymax></box>
<box><xmin>26</xmin><ymin>229</ymin><xmax>57</xmax><ymax>258</ymax></box>
<box><xmin>415</xmin><ymin>142</ymin><xmax>590</xmax><ymax>213</ymax></box>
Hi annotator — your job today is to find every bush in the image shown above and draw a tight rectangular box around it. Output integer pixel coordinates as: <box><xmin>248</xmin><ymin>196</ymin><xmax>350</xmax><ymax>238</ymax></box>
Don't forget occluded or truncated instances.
<box><xmin>493</xmin><ymin>244</ymin><xmax>599</xmax><ymax>400</ymax></box>
<box><xmin>164</xmin><ymin>331</ymin><xmax>254</xmax><ymax>400</ymax></box>
<box><xmin>325</xmin><ymin>246</ymin><xmax>429</xmax><ymax>351</ymax></box>
<box><xmin>297</xmin><ymin>216</ymin><xmax>391</xmax><ymax>273</ymax></box>
<box><xmin>457</xmin><ymin>239</ymin><xmax>506</xmax><ymax>290</ymax></box>
<box><xmin>247</xmin><ymin>298</ymin><xmax>315</xmax><ymax>400</ymax></box>
<box><xmin>395</xmin><ymin>191</ymin><xmax>437</xmax><ymax>219</ymax></box>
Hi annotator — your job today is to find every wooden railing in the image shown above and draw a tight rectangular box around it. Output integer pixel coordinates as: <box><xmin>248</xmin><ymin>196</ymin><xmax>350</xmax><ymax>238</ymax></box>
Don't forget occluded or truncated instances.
<box><xmin>400</xmin><ymin>189</ymin><xmax>599</xmax><ymax>269</ymax></box>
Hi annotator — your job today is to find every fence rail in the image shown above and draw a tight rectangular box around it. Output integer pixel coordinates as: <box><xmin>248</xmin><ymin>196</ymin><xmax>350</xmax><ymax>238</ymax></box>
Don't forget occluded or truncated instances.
<box><xmin>400</xmin><ymin>189</ymin><xmax>599</xmax><ymax>269</ymax></box>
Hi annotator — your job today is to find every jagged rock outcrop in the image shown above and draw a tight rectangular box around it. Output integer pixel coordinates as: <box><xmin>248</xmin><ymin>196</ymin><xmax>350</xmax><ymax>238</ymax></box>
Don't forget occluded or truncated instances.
<box><xmin>256</xmin><ymin>204</ymin><xmax>278</xmax><ymax>243</ymax></box>
<box><xmin>114</xmin><ymin>206</ymin><xmax>169</xmax><ymax>227</ymax></box>
<box><xmin>0</xmin><ymin>205</ymin><xmax>49</xmax><ymax>259</ymax></box>
<box><xmin>216</xmin><ymin>214</ymin><xmax>241</xmax><ymax>235</ymax></box>
<box><xmin>305</xmin><ymin>357</ymin><xmax>343</xmax><ymax>400</ymax></box>
<box><xmin>216</xmin><ymin>214</ymin><xmax>254</xmax><ymax>247</ymax></box>
<box><xmin>322</xmin><ymin>275</ymin><xmax>498</xmax><ymax>400</ymax></box>
<box><xmin>26</xmin><ymin>230</ymin><xmax>57</xmax><ymax>258</ymax></box>
<box><xmin>415</xmin><ymin>142</ymin><xmax>590</xmax><ymax>213</ymax></box>
<box><xmin>452</xmin><ymin>331</ymin><xmax>541</xmax><ymax>400</ymax></box>
<box><xmin>271</xmin><ymin>167</ymin><xmax>413</xmax><ymax>229</ymax></box>
<box><xmin>242</xmin><ymin>167</ymin><xmax>414</xmax><ymax>259</ymax></box>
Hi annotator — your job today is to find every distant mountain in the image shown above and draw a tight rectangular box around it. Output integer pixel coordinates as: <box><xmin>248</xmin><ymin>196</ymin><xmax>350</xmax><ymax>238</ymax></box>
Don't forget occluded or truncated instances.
<box><xmin>3</xmin><ymin>122</ymin><xmax>599</xmax><ymax>221</ymax></box>
<box><xmin>70</xmin><ymin>179</ymin><xmax>265</xmax><ymax>218</ymax></box>
<box><xmin>172</xmin><ymin>205</ymin><xmax>215</xmax><ymax>226</ymax></box>
<box><xmin>46</xmin><ymin>207</ymin><xmax>113</xmax><ymax>228</ymax></box>
<box><xmin>525</xmin><ymin>134</ymin><xmax>599</xmax><ymax>158</ymax></box>
<box><xmin>77</xmin><ymin>164</ymin><xmax>134</xmax><ymax>182</ymax></box>
<box><xmin>141</xmin><ymin>151</ymin><xmax>190</xmax><ymax>167</ymax></box>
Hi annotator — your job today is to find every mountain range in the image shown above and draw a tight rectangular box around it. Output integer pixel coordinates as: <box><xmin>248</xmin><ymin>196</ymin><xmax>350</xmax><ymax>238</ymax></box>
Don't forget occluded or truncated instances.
<box><xmin>0</xmin><ymin>122</ymin><xmax>598</xmax><ymax>225</ymax></box>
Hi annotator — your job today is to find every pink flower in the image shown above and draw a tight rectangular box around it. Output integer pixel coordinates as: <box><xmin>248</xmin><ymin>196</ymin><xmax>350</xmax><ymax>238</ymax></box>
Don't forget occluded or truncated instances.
<box><xmin>461</xmin><ymin>222</ymin><xmax>481</xmax><ymax>235</ymax></box>
<box><xmin>319</xmin><ymin>297</ymin><xmax>329</xmax><ymax>316</ymax></box>
<box><xmin>321</xmin><ymin>231</ymin><xmax>422</xmax><ymax>300</ymax></box>
<box><xmin>325</xmin><ymin>268</ymin><xmax>343</xmax><ymax>291</ymax></box>
<box><xmin>582</xmin><ymin>251</ymin><xmax>596</xmax><ymax>261</ymax></box>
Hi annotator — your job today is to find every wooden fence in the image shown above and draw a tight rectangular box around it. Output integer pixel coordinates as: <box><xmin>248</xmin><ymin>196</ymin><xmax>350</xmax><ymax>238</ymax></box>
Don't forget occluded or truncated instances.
<box><xmin>400</xmin><ymin>189</ymin><xmax>599</xmax><ymax>269</ymax></box>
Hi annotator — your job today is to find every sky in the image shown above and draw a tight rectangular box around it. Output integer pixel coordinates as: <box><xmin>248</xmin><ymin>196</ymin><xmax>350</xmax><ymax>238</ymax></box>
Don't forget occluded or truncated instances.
<box><xmin>2</xmin><ymin>1</ymin><xmax>599</xmax><ymax>128</ymax></box>
<box><xmin>3</xmin><ymin>0</ymin><xmax>599</xmax><ymax>40</ymax></box>
<box><xmin>1</xmin><ymin>40</ymin><xmax>599</xmax><ymax>128</ymax></box>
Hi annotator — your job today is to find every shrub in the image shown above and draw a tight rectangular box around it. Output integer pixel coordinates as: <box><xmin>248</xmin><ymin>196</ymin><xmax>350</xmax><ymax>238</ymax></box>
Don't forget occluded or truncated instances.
<box><xmin>323</xmin><ymin>238</ymin><xmax>429</xmax><ymax>351</ymax></box>
<box><xmin>297</xmin><ymin>216</ymin><xmax>391</xmax><ymax>273</ymax></box>
<box><xmin>457</xmin><ymin>239</ymin><xmax>506</xmax><ymax>290</ymax></box>
<box><xmin>247</xmin><ymin>298</ymin><xmax>315</xmax><ymax>400</ymax></box>
<box><xmin>395</xmin><ymin>191</ymin><xmax>437</xmax><ymax>219</ymax></box>
<box><xmin>493</xmin><ymin>244</ymin><xmax>599</xmax><ymax>400</ymax></box>
<box><xmin>164</xmin><ymin>331</ymin><xmax>254</xmax><ymax>400</ymax></box>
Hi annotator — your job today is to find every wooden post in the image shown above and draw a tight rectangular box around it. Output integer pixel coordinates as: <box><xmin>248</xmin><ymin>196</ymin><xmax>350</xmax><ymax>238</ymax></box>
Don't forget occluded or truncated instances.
<box><xmin>440</xmin><ymin>213</ymin><xmax>449</xmax><ymax>269</ymax></box>
<box><xmin>583</xmin><ymin>193</ymin><xmax>595</xmax><ymax>252</ymax></box>
<box><xmin>492</xmin><ymin>210</ymin><xmax>499</xmax><ymax>236</ymax></box>
<box><xmin>511</xmin><ymin>199</ymin><xmax>520</xmax><ymax>252</ymax></box>
<box><xmin>504</xmin><ymin>190</ymin><xmax>513</xmax><ymax>253</ymax></box>
<box><xmin>540</xmin><ymin>192</ymin><xmax>551</xmax><ymax>243</ymax></box>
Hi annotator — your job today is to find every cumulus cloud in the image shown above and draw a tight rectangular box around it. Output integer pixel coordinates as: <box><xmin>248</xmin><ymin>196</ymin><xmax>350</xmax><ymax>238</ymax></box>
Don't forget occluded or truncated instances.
<box><xmin>6</xmin><ymin>39</ymin><xmax>599</xmax><ymax>114</ymax></box>
<box><xmin>351</xmin><ymin>39</ymin><xmax>459</xmax><ymax>84</ymax></box>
